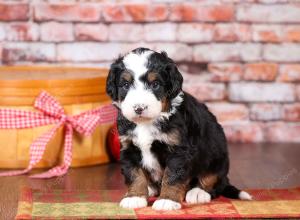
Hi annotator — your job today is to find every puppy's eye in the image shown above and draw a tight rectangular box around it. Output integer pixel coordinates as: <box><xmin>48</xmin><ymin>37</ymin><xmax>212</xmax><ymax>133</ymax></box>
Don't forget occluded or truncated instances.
<box><xmin>150</xmin><ymin>81</ymin><xmax>160</xmax><ymax>90</ymax></box>
<box><xmin>122</xmin><ymin>82</ymin><xmax>130</xmax><ymax>90</ymax></box>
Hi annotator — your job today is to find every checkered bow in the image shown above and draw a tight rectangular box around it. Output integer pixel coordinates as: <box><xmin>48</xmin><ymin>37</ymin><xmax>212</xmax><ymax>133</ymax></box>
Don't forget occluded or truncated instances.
<box><xmin>0</xmin><ymin>91</ymin><xmax>117</xmax><ymax>178</ymax></box>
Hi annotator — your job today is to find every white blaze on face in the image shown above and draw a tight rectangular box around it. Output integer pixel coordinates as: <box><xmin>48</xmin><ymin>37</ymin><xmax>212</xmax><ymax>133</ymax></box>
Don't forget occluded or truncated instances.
<box><xmin>121</xmin><ymin>51</ymin><xmax>162</xmax><ymax>122</ymax></box>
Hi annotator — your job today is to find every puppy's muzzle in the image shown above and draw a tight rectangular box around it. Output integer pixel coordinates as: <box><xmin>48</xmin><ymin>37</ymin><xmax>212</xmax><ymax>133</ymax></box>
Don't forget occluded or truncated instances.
<box><xmin>133</xmin><ymin>104</ymin><xmax>148</xmax><ymax>115</ymax></box>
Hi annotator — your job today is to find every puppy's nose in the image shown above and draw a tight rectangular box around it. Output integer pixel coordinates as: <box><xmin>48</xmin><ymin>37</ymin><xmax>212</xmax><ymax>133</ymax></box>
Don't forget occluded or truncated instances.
<box><xmin>134</xmin><ymin>105</ymin><xmax>147</xmax><ymax>115</ymax></box>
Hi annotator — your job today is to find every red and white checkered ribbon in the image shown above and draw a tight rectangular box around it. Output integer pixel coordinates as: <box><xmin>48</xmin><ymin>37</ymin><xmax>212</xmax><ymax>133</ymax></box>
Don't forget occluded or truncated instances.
<box><xmin>0</xmin><ymin>91</ymin><xmax>117</xmax><ymax>178</ymax></box>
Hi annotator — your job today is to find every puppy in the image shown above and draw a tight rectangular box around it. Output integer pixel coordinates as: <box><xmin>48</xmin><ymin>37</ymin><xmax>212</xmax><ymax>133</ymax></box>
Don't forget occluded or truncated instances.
<box><xmin>106</xmin><ymin>48</ymin><xmax>252</xmax><ymax>210</ymax></box>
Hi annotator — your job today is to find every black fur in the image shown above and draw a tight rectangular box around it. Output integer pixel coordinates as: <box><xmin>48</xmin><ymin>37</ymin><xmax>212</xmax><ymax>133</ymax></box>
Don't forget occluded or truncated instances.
<box><xmin>106</xmin><ymin>56</ymin><xmax>125</xmax><ymax>101</ymax></box>
<box><xmin>107</xmin><ymin>48</ymin><xmax>243</xmax><ymax>200</ymax></box>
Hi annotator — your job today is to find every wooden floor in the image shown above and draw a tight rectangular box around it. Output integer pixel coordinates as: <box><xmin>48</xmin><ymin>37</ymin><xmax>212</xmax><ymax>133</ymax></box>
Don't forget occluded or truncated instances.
<box><xmin>1</xmin><ymin>143</ymin><xmax>300</xmax><ymax>220</ymax></box>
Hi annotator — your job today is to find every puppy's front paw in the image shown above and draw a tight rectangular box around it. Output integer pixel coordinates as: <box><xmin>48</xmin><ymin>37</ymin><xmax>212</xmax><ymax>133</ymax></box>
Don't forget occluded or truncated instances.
<box><xmin>120</xmin><ymin>196</ymin><xmax>147</xmax><ymax>209</ymax></box>
<box><xmin>152</xmin><ymin>199</ymin><xmax>181</xmax><ymax>210</ymax></box>
<box><xmin>185</xmin><ymin>187</ymin><xmax>211</xmax><ymax>204</ymax></box>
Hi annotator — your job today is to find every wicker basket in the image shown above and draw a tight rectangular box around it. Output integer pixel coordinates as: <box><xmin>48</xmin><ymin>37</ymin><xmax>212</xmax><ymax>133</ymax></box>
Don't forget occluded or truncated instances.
<box><xmin>0</xmin><ymin>66</ymin><xmax>113</xmax><ymax>169</ymax></box>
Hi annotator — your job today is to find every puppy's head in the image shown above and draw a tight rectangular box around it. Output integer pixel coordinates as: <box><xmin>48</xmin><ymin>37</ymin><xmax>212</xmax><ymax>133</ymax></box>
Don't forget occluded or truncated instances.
<box><xmin>106</xmin><ymin>47</ymin><xmax>183</xmax><ymax>123</ymax></box>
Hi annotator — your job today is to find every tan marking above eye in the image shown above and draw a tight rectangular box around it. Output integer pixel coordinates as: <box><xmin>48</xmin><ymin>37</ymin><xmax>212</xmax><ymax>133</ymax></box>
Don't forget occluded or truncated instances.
<box><xmin>121</xmin><ymin>72</ymin><xmax>133</xmax><ymax>82</ymax></box>
<box><xmin>147</xmin><ymin>72</ymin><xmax>158</xmax><ymax>82</ymax></box>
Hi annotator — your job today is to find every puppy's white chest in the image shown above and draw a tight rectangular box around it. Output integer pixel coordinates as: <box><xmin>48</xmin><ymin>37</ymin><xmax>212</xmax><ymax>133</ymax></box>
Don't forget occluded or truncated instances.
<box><xmin>132</xmin><ymin>124</ymin><xmax>162</xmax><ymax>181</ymax></box>
<box><xmin>132</xmin><ymin>124</ymin><xmax>155</xmax><ymax>147</ymax></box>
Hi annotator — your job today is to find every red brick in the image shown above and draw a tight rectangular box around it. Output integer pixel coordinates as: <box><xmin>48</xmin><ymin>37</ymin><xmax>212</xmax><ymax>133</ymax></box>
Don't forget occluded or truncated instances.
<box><xmin>40</xmin><ymin>22</ymin><xmax>73</xmax><ymax>42</ymax></box>
<box><xmin>208</xmin><ymin>63</ymin><xmax>243</xmax><ymax>82</ymax></box>
<box><xmin>283</xmin><ymin>104</ymin><xmax>300</xmax><ymax>121</ymax></box>
<box><xmin>170</xmin><ymin>3</ymin><xmax>196</xmax><ymax>21</ymax></box>
<box><xmin>278</xmin><ymin>64</ymin><xmax>300</xmax><ymax>82</ymax></box>
<box><xmin>102</xmin><ymin>4</ymin><xmax>125</xmax><ymax>22</ymax></box>
<box><xmin>237</xmin><ymin>4</ymin><xmax>300</xmax><ymax>23</ymax></box>
<box><xmin>284</xmin><ymin>25</ymin><xmax>300</xmax><ymax>42</ymax></box>
<box><xmin>148</xmin><ymin>4</ymin><xmax>169</xmax><ymax>22</ymax></box>
<box><xmin>2</xmin><ymin>43</ymin><xmax>55</xmax><ymax>63</ymax></box>
<box><xmin>145</xmin><ymin>23</ymin><xmax>176</xmax><ymax>42</ymax></box>
<box><xmin>252</xmin><ymin>25</ymin><xmax>300</xmax><ymax>43</ymax></box>
<box><xmin>34</xmin><ymin>3</ymin><xmax>101</xmax><ymax>22</ymax></box>
<box><xmin>244</xmin><ymin>63</ymin><xmax>278</xmax><ymax>81</ymax></box>
<box><xmin>0</xmin><ymin>3</ymin><xmax>29</xmax><ymax>21</ymax></box>
<box><xmin>229</xmin><ymin>83</ymin><xmax>296</xmax><ymax>102</ymax></box>
<box><xmin>6</xmin><ymin>23</ymin><xmax>39</xmax><ymax>41</ymax></box>
<box><xmin>214</xmin><ymin>24</ymin><xmax>251</xmax><ymax>42</ymax></box>
<box><xmin>193</xmin><ymin>43</ymin><xmax>261</xmax><ymax>62</ymax></box>
<box><xmin>177</xmin><ymin>23</ymin><xmax>214</xmax><ymax>43</ymax></box>
<box><xmin>103</xmin><ymin>4</ymin><xmax>168</xmax><ymax>22</ymax></box>
<box><xmin>207</xmin><ymin>103</ymin><xmax>249</xmax><ymax>122</ymax></box>
<box><xmin>265</xmin><ymin>122</ymin><xmax>300</xmax><ymax>142</ymax></box>
<box><xmin>152</xmin><ymin>43</ymin><xmax>192</xmax><ymax>62</ymax></box>
<box><xmin>75</xmin><ymin>24</ymin><xmax>108</xmax><ymax>41</ymax></box>
<box><xmin>252</xmin><ymin>25</ymin><xmax>282</xmax><ymax>42</ymax></box>
<box><xmin>250</xmin><ymin>104</ymin><xmax>282</xmax><ymax>121</ymax></box>
<box><xmin>223</xmin><ymin>122</ymin><xmax>264</xmax><ymax>143</ymax></box>
<box><xmin>170</xmin><ymin>3</ymin><xmax>234</xmax><ymax>22</ymax></box>
<box><xmin>183</xmin><ymin>82</ymin><xmax>226</xmax><ymax>101</ymax></box>
<box><xmin>127</xmin><ymin>4</ymin><xmax>168</xmax><ymax>22</ymax></box>
<box><xmin>124</xmin><ymin>4</ymin><xmax>146</xmax><ymax>22</ymax></box>
<box><xmin>263</xmin><ymin>44</ymin><xmax>300</xmax><ymax>62</ymax></box>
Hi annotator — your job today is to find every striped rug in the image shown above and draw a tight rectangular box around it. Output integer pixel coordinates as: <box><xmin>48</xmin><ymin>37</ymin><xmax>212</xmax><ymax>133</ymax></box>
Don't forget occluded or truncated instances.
<box><xmin>16</xmin><ymin>187</ymin><xmax>300</xmax><ymax>219</ymax></box>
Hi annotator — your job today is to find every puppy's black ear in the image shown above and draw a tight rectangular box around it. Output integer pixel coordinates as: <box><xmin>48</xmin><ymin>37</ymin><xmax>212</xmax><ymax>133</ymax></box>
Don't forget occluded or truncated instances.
<box><xmin>106</xmin><ymin>57</ymin><xmax>123</xmax><ymax>101</ymax></box>
<box><xmin>161</xmin><ymin>52</ymin><xmax>183</xmax><ymax>99</ymax></box>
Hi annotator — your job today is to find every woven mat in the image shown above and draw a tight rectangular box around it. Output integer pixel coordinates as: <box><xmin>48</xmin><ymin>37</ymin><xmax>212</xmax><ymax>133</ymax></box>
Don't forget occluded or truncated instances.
<box><xmin>16</xmin><ymin>187</ymin><xmax>300</xmax><ymax>219</ymax></box>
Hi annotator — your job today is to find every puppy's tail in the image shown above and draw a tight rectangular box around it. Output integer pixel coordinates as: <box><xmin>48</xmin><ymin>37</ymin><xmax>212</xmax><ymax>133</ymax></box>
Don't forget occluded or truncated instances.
<box><xmin>221</xmin><ymin>184</ymin><xmax>252</xmax><ymax>200</ymax></box>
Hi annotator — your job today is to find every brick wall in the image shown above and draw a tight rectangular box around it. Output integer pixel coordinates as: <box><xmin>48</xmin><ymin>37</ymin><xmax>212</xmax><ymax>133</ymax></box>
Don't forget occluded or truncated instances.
<box><xmin>0</xmin><ymin>0</ymin><xmax>300</xmax><ymax>143</ymax></box>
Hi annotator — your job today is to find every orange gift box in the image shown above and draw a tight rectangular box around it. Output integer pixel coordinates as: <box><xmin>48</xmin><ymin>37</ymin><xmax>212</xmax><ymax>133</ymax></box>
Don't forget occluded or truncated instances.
<box><xmin>0</xmin><ymin>66</ymin><xmax>114</xmax><ymax>169</ymax></box>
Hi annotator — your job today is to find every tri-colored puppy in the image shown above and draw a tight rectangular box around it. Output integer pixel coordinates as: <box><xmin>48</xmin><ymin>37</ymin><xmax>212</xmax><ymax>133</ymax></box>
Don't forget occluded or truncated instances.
<box><xmin>106</xmin><ymin>48</ymin><xmax>252</xmax><ymax>210</ymax></box>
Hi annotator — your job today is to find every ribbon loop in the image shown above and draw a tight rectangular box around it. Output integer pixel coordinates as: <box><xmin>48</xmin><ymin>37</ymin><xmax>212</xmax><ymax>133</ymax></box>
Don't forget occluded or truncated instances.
<box><xmin>34</xmin><ymin>91</ymin><xmax>65</xmax><ymax>118</ymax></box>
<box><xmin>0</xmin><ymin>91</ymin><xmax>117</xmax><ymax>178</ymax></box>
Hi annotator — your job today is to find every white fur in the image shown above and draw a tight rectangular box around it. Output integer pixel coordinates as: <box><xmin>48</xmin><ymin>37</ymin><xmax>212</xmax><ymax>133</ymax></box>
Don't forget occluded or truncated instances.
<box><xmin>239</xmin><ymin>191</ymin><xmax>252</xmax><ymax>200</ymax></box>
<box><xmin>123</xmin><ymin>50</ymin><xmax>153</xmax><ymax>79</ymax></box>
<box><xmin>132</xmin><ymin>123</ymin><xmax>163</xmax><ymax>182</ymax></box>
<box><xmin>120</xmin><ymin>196</ymin><xmax>147</xmax><ymax>209</ymax></box>
<box><xmin>152</xmin><ymin>199</ymin><xmax>181</xmax><ymax>210</ymax></box>
<box><xmin>169</xmin><ymin>91</ymin><xmax>184</xmax><ymax>115</ymax></box>
<box><xmin>185</xmin><ymin>187</ymin><xmax>211</xmax><ymax>204</ymax></box>
<box><xmin>148</xmin><ymin>186</ymin><xmax>158</xmax><ymax>197</ymax></box>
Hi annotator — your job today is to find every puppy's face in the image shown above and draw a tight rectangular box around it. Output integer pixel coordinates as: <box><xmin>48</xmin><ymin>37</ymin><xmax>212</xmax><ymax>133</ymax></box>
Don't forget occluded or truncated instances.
<box><xmin>106</xmin><ymin>48</ymin><xmax>183</xmax><ymax>123</ymax></box>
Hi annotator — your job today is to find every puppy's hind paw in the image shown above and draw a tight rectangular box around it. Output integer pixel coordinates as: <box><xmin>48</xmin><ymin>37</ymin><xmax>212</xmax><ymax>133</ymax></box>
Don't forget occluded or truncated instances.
<box><xmin>120</xmin><ymin>196</ymin><xmax>147</xmax><ymax>209</ymax></box>
<box><xmin>239</xmin><ymin>191</ymin><xmax>252</xmax><ymax>200</ymax></box>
